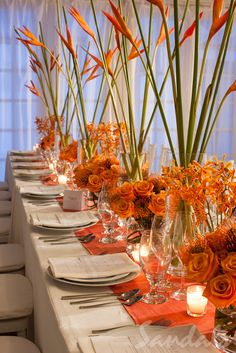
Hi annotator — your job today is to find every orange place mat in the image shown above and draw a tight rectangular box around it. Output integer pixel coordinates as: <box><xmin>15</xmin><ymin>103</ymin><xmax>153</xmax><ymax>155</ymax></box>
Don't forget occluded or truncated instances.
<box><xmin>112</xmin><ymin>272</ymin><xmax>215</xmax><ymax>335</ymax></box>
<box><xmin>75</xmin><ymin>223</ymin><xmax>127</xmax><ymax>254</ymax></box>
<box><xmin>75</xmin><ymin>224</ymin><xmax>215</xmax><ymax>336</ymax></box>
<box><xmin>41</xmin><ymin>173</ymin><xmax>58</xmax><ymax>186</ymax></box>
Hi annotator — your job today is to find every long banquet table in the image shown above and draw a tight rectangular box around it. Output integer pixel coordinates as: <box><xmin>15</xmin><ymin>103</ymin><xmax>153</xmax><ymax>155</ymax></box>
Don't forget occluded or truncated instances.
<box><xmin>5</xmin><ymin>154</ymin><xmax>216</xmax><ymax>353</ymax></box>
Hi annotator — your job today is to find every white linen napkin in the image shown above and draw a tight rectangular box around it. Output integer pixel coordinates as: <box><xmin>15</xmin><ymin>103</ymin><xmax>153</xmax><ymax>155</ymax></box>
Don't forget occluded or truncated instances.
<box><xmin>30</xmin><ymin>210</ymin><xmax>98</xmax><ymax>228</ymax></box>
<box><xmin>48</xmin><ymin>253</ymin><xmax>140</xmax><ymax>279</ymax></box>
<box><xmin>21</xmin><ymin>185</ymin><xmax>65</xmax><ymax>196</ymax></box>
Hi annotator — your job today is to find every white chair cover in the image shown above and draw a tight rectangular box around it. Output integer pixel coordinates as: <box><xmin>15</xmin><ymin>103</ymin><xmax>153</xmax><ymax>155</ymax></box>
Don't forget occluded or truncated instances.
<box><xmin>0</xmin><ymin>274</ymin><xmax>33</xmax><ymax>319</ymax></box>
<box><xmin>0</xmin><ymin>336</ymin><xmax>41</xmax><ymax>353</ymax></box>
<box><xmin>0</xmin><ymin>182</ymin><xmax>8</xmax><ymax>191</ymax></box>
<box><xmin>0</xmin><ymin>244</ymin><xmax>24</xmax><ymax>272</ymax></box>
<box><xmin>0</xmin><ymin>217</ymin><xmax>11</xmax><ymax>235</ymax></box>
<box><xmin>0</xmin><ymin>191</ymin><xmax>11</xmax><ymax>200</ymax></box>
<box><xmin>0</xmin><ymin>201</ymin><xmax>11</xmax><ymax>216</ymax></box>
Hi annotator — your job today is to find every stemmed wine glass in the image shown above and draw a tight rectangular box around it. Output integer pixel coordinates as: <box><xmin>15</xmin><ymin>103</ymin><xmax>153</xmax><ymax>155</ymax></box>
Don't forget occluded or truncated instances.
<box><xmin>139</xmin><ymin>217</ymin><xmax>172</xmax><ymax>304</ymax></box>
<box><xmin>97</xmin><ymin>185</ymin><xmax>117</xmax><ymax>244</ymax></box>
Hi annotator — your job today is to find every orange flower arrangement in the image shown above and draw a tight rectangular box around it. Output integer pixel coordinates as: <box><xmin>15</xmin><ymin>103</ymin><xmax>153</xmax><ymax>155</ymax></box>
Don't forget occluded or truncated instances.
<box><xmin>160</xmin><ymin>158</ymin><xmax>236</xmax><ymax>230</ymax></box>
<box><xmin>181</xmin><ymin>219</ymin><xmax>236</xmax><ymax>308</ymax></box>
<box><xmin>110</xmin><ymin>176</ymin><xmax>166</xmax><ymax>227</ymax></box>
<box><xmin>59</xmin><ymin>140</ymin><xmax>78</xmax><ymax>163</ymax></box>
<box><xmin>86</xmin><ymin>122</ymin><xmax>128</xmax><ymax>155</ymax></box>
<box><xmin>73</xmin><ymin>154</ymin><xmax>120</xmax><ymax>193</ymax></box>
<box><xmin>35</xmin><ymin>115</ymin><xmax>56</xmax><ymax>151</ymax></box>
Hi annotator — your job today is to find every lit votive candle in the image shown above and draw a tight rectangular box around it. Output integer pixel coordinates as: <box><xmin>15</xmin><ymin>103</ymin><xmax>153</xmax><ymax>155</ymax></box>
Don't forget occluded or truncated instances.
<box><xmin>58</xmin><ymin>174</ymin><xmax>68</xmax><ymax>185</ymax></box>
<box><xmin>187</xmin><ymin>285</ymin><xmax>208</xmax><ymax>317</ymax></box>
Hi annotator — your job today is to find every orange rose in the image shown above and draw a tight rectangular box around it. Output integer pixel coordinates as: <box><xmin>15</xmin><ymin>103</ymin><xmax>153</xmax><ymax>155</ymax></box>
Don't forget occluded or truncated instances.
<box><xmin>133</xmin><ymin>181</ymin><xmax>154</xmax><ymax>197</ymax></box>
<box><xmin>73</xmin><ymin>166</ymin><xmax>91</xmax><ymax>188</ymax></box>
<box><xmin>185</xmin><ymin>247</ymin><xmax>219</xmax><ymax>282</ymax></box>
<box><xmin>101</xmin><ymin>168</ymin><xmax>119</xmax><ymax>183</ymax></box>
<box><xmin>118</xmin><ymin>182</ymin><xmax>135</xmax><ymax>201</ymax></box>
<box><xmin>112</xmin><ymin>199</ymin><xmax>134</xmax><ymax>218</ymax></box>
<box><xmin>203</xmin><ymin>273</ymin><xmax>236</xmax><ymax>308</ymax></box>
<box><xmin>87</xmin><ymin>174</ymin><xmax>102</xmax><ymax>192</ymax></box>
<box><xmin>148</xmin><ymin>191</ymin><xmax>166</xmax><ymax>216</ymax></box>
<box><xmin>221</xmin><ymin>253</ymin><xmax>236</xmax><ymax>277</ymax></box>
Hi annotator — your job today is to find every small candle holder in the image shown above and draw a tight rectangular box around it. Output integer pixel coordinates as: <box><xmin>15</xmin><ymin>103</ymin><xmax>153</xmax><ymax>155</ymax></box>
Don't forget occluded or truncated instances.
<box><xmin>187</xmin><ymin>285</ymin><xmax>208</xmax><ymax>317</ymax></box>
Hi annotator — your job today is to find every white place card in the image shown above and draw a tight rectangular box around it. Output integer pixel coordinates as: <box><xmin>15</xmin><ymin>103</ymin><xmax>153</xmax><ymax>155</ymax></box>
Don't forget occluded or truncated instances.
<box><xmin>63</xmin><ymin>189</ymin><xmax>85</xmax><ymax>211</ymax></box>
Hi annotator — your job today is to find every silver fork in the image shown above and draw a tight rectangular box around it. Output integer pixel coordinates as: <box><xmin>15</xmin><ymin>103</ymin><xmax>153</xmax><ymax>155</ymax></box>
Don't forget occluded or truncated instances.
<box><xmin>78</xmin><ymin>295</ymin><xmax>143</xmax><ymax>309</ymax></box>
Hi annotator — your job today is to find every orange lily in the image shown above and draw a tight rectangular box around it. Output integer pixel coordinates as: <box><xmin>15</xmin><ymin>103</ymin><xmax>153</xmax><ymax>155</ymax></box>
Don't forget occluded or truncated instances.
<box><xmin>128</xmin><ymin>36</ymin><xmax>144</xmax><ymax>60</ymax></box>
<box><xmin>104</xmin><ymin>0</ymin><xmax>135</xmax><ymax>45</ymax></box>
<box><xmin>81</xmin><ymin>57</ymin><xmax>92</xmax><ymax>78</ymax></box>
<box><xmin>146</xmin><ymin>0</ymin><xmax>164</xmax><ymax>15</ymax></box>
<box><xmin>213</xmin><ymin>0</ymin><xmax>223</xmax><ymax>23</ymax></box>
<box><xmin>29</xmin><ymin>58</ymin><xmax>42</xmax><ymax>73</ymax></box>
<box><xmin>156</xmin><ymin>6</ymin><xmax>175</xmax><ymax>48</ymax></box>
<box><xmin>115</xmin><ymin>28</ymin><xmax>121</xmax><ymax>52</ymax></box>
<box><xmin>226</xmin><ymin>80</ymin><xmax>236</xmax><ymax>95</ymax></box>
<box><xmin>68</xmin><ymin>7</ymin><xmax>96</xmax><ymax>41</ymax></box>
<box><xmin>57</xmin><ymin>26</ymin><xmax>77</xmax><ymax>59</ymax></box>
<box><xmin>17</xmin><ymin>26</ymin><xmax>44</xmax><ymax>47</ymax></box>
<box><xmin>50</xmin><ymin>52</ymin><xmax>60</xmax><ymax>72</ymax></box>
<box><xmin>179</xmin><ymin>12</ymin><xmax>203</xmax><ymax>46</ymax></box>
<box><xmin>83</xmin><ymin>47</ymin><xmax>117</xmax><ymax>76</ymax></box>
<box><xmin>208</xmin><ymin>6</ymin><xmax>235</xmax><ymax>40</ymax></box>
<box><xmin>25</xmin><ymin>81</ymin><xmax>40</xmax><ymax>96</ymax></box>
<box><xmin>85</xmin><ymin>65</ymin><xmax>100</xmax><ymax>83</ymax></box>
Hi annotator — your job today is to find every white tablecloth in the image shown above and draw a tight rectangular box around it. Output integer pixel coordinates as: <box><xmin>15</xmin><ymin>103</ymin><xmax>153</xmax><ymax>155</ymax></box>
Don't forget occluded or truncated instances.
<box><xmin>6</xmin><ymin>155</ymin><xmax>134</xmax><ymax>353</ymax></box>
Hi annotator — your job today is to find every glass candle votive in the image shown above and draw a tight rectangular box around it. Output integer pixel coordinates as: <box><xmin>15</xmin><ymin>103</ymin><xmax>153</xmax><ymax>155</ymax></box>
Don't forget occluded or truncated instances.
<box><xmin>187</xmin><ymin>285</ymin><xmax>208</xmax><ymax>317</ymax></box>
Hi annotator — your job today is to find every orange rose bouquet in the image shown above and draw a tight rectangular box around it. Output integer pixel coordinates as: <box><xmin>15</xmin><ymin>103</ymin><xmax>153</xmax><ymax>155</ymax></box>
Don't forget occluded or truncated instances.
<box><xmin>110</xmin><ymin>176</ymin><xmax>166</xmax><ymax>229</ymax></box>
<box><xmin>73</xmin><ymin>154</ymin><xmax>120</xmax><ymax>193</ymax></box>
<box><xmin>181</xmin><ymin>220</ymin><xmax>236</xmax><ymax>308</ymax></box>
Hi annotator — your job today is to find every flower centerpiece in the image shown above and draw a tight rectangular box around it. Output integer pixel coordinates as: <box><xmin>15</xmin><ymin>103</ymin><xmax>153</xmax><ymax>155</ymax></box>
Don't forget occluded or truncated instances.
<box><xmin>181</xmin><ymin>220</ymin><xmax>236</xmax><ymax>352</ymax></box>
<box><xmin>161</xmin><ymin>158</ymin><xmax>236</xmax><ymax>233</ymax></box>
<box><xmin>110</xmin><ymin>176</ymin><xmax>166</xmax><ymax>229</ymax></box>
<box><xmin>73</xmin><ymin>153</ymin><xmax>120</xmax><ymax>192</ymax></box>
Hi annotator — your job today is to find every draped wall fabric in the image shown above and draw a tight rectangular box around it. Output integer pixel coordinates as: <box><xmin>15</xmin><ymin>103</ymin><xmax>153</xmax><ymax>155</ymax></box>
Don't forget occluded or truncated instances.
<box><xmin>0</xmin><ymin>0</ymin><xmax>236</xmax><ymax>179</ymax></box>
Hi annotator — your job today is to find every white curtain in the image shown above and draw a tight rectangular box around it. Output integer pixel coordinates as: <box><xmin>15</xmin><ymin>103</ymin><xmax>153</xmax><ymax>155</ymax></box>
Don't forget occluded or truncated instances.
<box><xmin>0</xmin><ymin>0</ymin><xmax>236</xmax><ymax>179</ymax></box>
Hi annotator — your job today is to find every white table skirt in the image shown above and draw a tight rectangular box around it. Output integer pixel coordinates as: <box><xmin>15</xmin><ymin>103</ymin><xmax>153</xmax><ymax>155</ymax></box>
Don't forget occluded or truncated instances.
<box><xmin>6</xmin><ymin>155</ymin><xmax>133</xmax><ymax>353</ymax></box>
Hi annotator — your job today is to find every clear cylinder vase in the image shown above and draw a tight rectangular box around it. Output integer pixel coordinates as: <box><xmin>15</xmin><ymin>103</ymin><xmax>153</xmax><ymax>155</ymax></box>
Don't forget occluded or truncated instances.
<box><xmin>212</xmin><ymin>306</ymin><xmax>236</xmax><ymax>353</ymax></box>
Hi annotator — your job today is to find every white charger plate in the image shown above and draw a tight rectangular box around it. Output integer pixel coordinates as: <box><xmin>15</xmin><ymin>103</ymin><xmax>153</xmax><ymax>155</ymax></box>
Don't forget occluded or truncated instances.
<box><xmin>47</xmin><ymin>267</ymin><xmax>140</xmax><ymax>287</ymax></box>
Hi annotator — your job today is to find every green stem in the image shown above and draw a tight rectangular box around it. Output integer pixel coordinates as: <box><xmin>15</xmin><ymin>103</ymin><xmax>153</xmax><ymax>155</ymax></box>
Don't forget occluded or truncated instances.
<box><xmin>186</xmin><ymin>1</ymin><xmax>199</xmax><ymax>161</ymax></box>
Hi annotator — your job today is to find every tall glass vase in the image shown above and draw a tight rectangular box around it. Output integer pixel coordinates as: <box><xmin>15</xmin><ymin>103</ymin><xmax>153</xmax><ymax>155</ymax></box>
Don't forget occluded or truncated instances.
<box><xmin>169</xmin><ymin>208</ymin><xmax>197</xmax><ymax>300</ymax></box>
<box><xmin>213</xmin><ymin>306</ymin><xmax>236</xmax><ymax>353</ymax></box>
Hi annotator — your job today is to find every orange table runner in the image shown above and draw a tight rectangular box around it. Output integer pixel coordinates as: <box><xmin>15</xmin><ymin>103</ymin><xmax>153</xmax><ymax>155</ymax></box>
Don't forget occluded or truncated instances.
<box><xmin>39</xmin><ymin>180</ymin><xmax>215</xmax><ymax>337</ymax></box>
<box><xmin>75</xmin><ymin>224</ymin><xmax>215</xmax><ymax>336</ymax></box>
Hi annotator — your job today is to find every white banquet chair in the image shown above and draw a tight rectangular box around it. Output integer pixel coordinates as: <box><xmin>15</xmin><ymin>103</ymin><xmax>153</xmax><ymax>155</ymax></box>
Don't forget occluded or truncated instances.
<box><xmin>0</xmin><ymin>181</ymin><xmax>9</xmax><ymax>191</ymax></box>
<box><xmin>0</xmin><ymin>274</ymin><xmax>33</xmax><ymax>336</ymax></box>
<box><xmin>0</xmin><ymin>190</ymin><xmax>11</xmax><ymax>200</ymax></box>
<box><xmin>0</xmin><ymin>216</ymin><xmax>11</xmax><ymax>243</ymax></box>
<box><xmin>0</xmin><ymin>336</ymin><xmax>41</xmax><ymax>353</ymax></box>
<box><xmin>0</xmin><ymin>200</ymin><xmax>11</xmax><ymax>216</ymax></box>
<box><xmin>0</xmin><ymin>244</ymin><xmax>24</xmax><ymax>274</ymax></box>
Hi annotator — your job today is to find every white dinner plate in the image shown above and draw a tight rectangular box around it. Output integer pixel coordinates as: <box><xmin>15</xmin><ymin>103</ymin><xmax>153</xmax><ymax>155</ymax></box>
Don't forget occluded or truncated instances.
<box><xmin>66</xmin><ymin>272</ymin><xmax>130</xmax><ymax>283</ymax></box>
<box><xmin>33</xmin><ymin>221</ymin><xmax>97</xmax><ymax>232</ymax></box>
<box><xmin>47</xmin><ymin>267</ymin><xmax>140</xmax><ymax>287</ymax></box>
<box><xmin>23</xmin><ymin>193</ymin><xmax>62</xmax><ymax>199</ymax></box>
